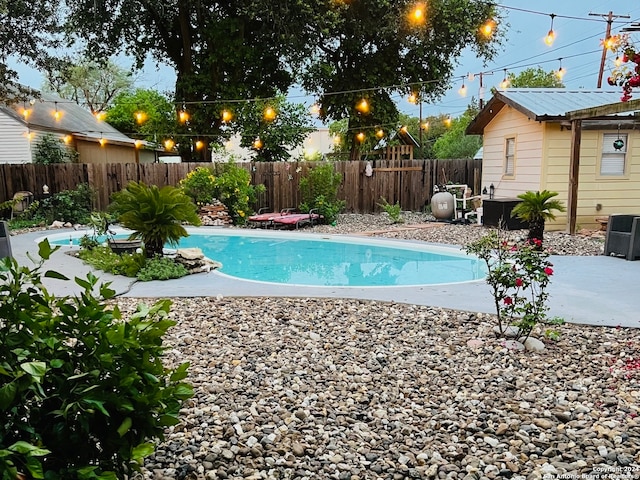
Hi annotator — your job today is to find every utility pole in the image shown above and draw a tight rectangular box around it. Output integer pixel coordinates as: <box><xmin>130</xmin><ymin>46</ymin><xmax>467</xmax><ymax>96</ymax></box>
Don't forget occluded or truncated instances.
<box><xmin>590</xmin><ymin>11</ymin><xmax>630</xmax><ymax>88</ymax></box>
<box><xmin>478</xmin><ymin>72</ymin><xmax>493</xmax><ymax>109</ymax></box>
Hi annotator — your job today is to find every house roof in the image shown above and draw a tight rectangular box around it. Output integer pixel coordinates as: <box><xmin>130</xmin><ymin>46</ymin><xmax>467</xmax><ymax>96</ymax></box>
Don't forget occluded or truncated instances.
<box><xmin>466</xmin><ymin>89</ymin><xmax>639</xmax><ymax>135</ymax></box>
<box><xmin>1</xmin><ymin>91</ymin><xmax>136</xmax><ymax>146</ymax></box>
<box><xmin>374</xmin><ymin>128</ymin><xmax>420</xmax><ymax>149</ymax></box>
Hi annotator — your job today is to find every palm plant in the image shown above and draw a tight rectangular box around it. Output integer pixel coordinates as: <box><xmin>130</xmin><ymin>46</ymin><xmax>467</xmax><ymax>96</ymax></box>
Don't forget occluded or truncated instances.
<box><xmin>511</xmin><ymin>190</ymin><xmax>566</xmax><ymax>247</ymax></box>
<box><xmin>110</xmin><ymin>181</ymin><xmax>201</xmax><ymax>257</ymax></box>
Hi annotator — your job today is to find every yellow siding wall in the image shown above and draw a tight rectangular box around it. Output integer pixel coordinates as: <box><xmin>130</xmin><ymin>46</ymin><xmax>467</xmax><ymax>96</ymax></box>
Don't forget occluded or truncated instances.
<box><xmin>77</xmin><ymin>141</ymin><xmax>137</xmax><ymax>164</ymax></box>
<box><xmin>541</xmin><ymin>124</ymin><xmax>640</xmax><ymax>230</ymax></box>
<box><xmin>482</xmin><ymin>105</ymin><xmax>544</xmax><ymax>197</ymax></box>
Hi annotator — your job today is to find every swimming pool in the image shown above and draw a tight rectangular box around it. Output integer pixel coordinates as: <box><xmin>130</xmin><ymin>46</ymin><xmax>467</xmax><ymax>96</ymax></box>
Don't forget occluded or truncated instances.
<box><xmin>49</xmin><ymin>228</ymin><xmax>487</xmax><ymax>287</ymax></box>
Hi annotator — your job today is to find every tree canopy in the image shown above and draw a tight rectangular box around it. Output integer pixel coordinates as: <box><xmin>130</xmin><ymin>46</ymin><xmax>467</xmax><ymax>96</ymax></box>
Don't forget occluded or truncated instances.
<box><xmin>43</xmin><ymin>58</ymin><xmax>134</xmax><ymax>114</ymax></box>
<box><xmin>432</xmin><ymin>104</ymin><xmax>482</xmax><ymax>159</ymax></box>
<box><xmin>507</xmin><ymin>67</ymin><xmax>565</xmax><ymax>88</ymax></box>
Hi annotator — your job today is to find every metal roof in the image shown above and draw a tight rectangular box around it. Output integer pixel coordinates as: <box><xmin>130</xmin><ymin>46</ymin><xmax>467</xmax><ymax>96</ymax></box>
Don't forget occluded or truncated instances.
<box><xmin>2</xmin><ymin>92</ymin><xmax>135</xmax><ymax>145</ymax></box>
<box><xmin>466</xmin><ymin>88</ymin><xmax>639</xmax><ymax>134</ymax></box>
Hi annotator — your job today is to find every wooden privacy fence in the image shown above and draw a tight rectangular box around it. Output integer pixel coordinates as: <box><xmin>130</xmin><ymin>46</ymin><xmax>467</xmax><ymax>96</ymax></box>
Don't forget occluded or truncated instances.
<box><xmin>0</xmin><ymin>159</ymin><xmax>480</xmax><ymax>213</ymax></box>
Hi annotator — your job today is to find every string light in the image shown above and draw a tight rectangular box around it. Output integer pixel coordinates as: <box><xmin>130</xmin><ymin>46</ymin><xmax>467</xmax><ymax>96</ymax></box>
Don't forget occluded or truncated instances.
<box><xmin>499</xmin><ymin>69</ymin><xmax>510</xmax><ymax>89</ymax></box>
<box><xmin>263</xmin><ymin>106</ymin><xmax>276</xmax><ymax>121</ymax></box>
<box><xmin>24</xmin><ymin>130</ymin><xmax>34</xmax><ymax>141</ymax></box>
<box><xmin>556</xmin><ymin>58</ymin><xmax>565</xmax><ymax>79</ymax></box>
<box><xmin>356</xmin><ymin>98</ymin><xmax>370</xmax><ymax>114</ymax></box>
<box><xmin>309</xmin><ymin>103</ymin><xmax>321</xmax><ymax>115</ymax></box>
<box><xmin>421</xmin><ymin>121</ymin><xmax>430</xmax><ymax>131</ymax></box>
<box><xmin>62</xmin><ymin>135</ymin><xmax>72</xmax><ymax>144</ymax></box>
<box><xmin>53</xmin><ymin>102</ymin><xmax>62</xmax><ymax>121</ymax></box>
<box><xmin>614</xmin><ymin>56</ymin><xmax>623</xmax><ymax>67</ymax></box>
<box><xmin>458</xmin><ymin>80</ymin><xmax>467</xmax><ymax>97</ymax></box>
<box><xmin>163</xmin><ymin>139</ymin><xmax>175</xmax><ymax>150</ymax></box>
<box><xmin>134</xmin><ymin>140</ymin><xmax>143</xmax><ymax>149</ymax></box>
<box><xmin>376</xmin><ymin>128</ymin><xmax>385</xmax><ymax>138</ymax></box>
<box><xmin>410</xmin><ymin>3</ymin><xmax>426</xmax><ymax>24</ymax></box>
<box><xmin>135</xmin><ymin>111</ymin><xmax>148</xmax><ymax>124</ymax></box>
<box><xmin>444</xmin><ymin>116</ymin><xmax>452</xmax><ymax>127</ymax></box>
<box><xmin>253</xmin><ymin>137</ymin><xmax>263</xmax><ymax>149</ymax></box>
<box><xmin>221</xmin><ymin>109</ymin><xmax>233</xmax><ymax>123</ymax></box>
<box><xmin>356</xmin><ymin>132</ymin><xmax>366</xmax><ymax>142</ymax></box>
<box><xmin>94</xmin><ymin>111</ymin><xmax>106</xmax><ymax>122</ymax></box>
<box><xmin>195</xmin><ymin>140</ymin><xmax>204</xmax><ymax>150</ymax></box>
<box><xmin>481</xmin><ymin>19</ymin><xmax>496</xmax><ymax>38</ymax></box>
<box><xmin>544</xmin><ymin>14</ymin><xmax>556</xmax><ymax>46</ymax></box>
<box><xmin>178</xmin><ymin>110</ymin><xmax>190</xmax><ymax>123</ymax></box>
<box><xmin>99</xmin><ymin>135</ymin><xmax>106</xmax><ymax>147</ymax></box>
<box><xmin>400</xmin><ymin>125</ymin><xmax>408</xmax><ymax>133</ymax></box>
<box><xmin>467</xmin><ymin>72</ymin><xmax>475</xmax><ymax>82</ymax></box>
<box><xmin>407</xmin><ymin>92</ymin><xmax>418</xmax><ymax>104</ymax></box>
<box><xmin>21</xmin><ymin>104</ymin><xmax>32</xmax><ymax>120</ymax></box>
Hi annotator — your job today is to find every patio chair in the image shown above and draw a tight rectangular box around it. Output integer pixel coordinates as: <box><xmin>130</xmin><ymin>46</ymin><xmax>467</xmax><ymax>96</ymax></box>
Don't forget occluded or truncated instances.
<box><xmin>247</xmin><ymin>208</ymin><xmax>295</xmax><ymax>228</ymax></box>
<box><xmin>604</xmin><ymin>214</ymin><xmax>640</xmax><ymax>261</ymax></box>
<box><xmin>10</xmin><ymin>191</ymin><xmax>34</xmax><ymax>219</ymax></box>
<box><xmin>272</xmin><ymin>209</ymin><xmax>323</xmax><ymax>229</ymax></box>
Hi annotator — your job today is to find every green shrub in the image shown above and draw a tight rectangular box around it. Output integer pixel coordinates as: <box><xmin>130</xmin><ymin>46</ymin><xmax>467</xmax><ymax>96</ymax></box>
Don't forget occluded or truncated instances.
<box><xmin>377</xmin><ymin>197</ymin><xmax>403</xmax><ymax>224</ymax></box>
<box><xmin>179</xmin><ymin>162</ymin><xmax>265</xmax><ymax>225</ymax></box>
<box><xmin>299</xmin><ymin>163</ymin><xmax>345</xmax><ymax>224</ymax></box>
<box><xmin>33</xmin><ymin>133</ymin><xmax>78</xmax><ymax>164</ymax></box>
<box><xmin>136</xmin><ymin>256</ymin><xmax>188</xmax><ymax>281</ymax></box>
<box><xmin>78</xmin><ymin>246</ymin><xmax>146</xmax><ymax>277</ymax></box>
<box><xmin>0</xmin><ymin>240</ymin><xmax>193</xmax><ymax>479</ymax></box>
<box><xmin>36</xmin><ymin>183</ymin><xmax>94</xmax><ymax>224</ymax></box>
<box><xmin>109</xmin><ymin>182</ymin><xmax>201</xmax><ymax>257</ymax></box>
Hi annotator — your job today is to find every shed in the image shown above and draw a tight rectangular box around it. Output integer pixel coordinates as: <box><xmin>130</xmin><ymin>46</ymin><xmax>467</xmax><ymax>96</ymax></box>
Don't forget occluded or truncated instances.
<box><xmin>466</xmin><ymin>88</ymin><xmax>640</xmax><ymax>231</ymax></box>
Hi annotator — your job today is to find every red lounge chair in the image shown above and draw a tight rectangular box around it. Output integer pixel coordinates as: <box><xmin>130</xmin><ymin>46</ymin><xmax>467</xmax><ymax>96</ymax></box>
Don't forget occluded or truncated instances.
<box><xmin>272</xmin><ymin>209</ymin><xmax>323</xmax><ymax>229</ymax></box>
<box><xmin>247</xmin><ymin>208</ymin><xmax>295</xmax><ymax>228</ymax></box>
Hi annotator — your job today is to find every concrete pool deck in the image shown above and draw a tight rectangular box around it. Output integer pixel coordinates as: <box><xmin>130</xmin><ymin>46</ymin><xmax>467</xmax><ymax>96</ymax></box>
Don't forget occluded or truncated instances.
<box><xmin>10</xmin><ymin>228</ymin><xmax>640</xmax><ymax>329</ymax></box>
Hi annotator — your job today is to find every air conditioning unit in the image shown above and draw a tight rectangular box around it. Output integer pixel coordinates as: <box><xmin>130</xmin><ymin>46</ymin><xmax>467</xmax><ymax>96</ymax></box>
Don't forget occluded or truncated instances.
<box><xmin>0</xmin><ymin>221</ymin><xmax>13</xmax><ymax>259</ymax></box>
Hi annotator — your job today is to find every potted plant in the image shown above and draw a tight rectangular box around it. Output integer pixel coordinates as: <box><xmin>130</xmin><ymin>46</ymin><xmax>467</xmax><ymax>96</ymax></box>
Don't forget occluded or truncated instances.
<box><xmin>511</xmin><ymin>190</ymin><xmax>566</xmax><ymax>248</ymax></box>
<box><xmin>109</xmin><ymin>181</ymin><xmax>201</xmax><ymax>257</ymax></box>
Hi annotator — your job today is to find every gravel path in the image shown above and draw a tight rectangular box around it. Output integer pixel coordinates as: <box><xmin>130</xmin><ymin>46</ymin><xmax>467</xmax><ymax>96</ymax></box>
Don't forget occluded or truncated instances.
<box><xmin>111</xmin><ymin>214</ymin><xmax>640</xmax><ymax>480</ymax></box>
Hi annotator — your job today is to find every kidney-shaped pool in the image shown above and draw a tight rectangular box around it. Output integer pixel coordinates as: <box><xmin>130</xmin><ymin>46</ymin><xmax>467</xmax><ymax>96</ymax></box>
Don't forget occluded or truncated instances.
<box><xmin>48</xmin><ymin>228</ymin><xmax>487</xmax><ymax>287</ymax></box>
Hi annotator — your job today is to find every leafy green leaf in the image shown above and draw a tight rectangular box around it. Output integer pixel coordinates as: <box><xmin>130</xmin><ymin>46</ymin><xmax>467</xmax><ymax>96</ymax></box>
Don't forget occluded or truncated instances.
<box><xmin>25</xmin><ymin>455</ymin><xmax>46</xmax><ymax>479</ymax></box>
<box><xmin>131</xmin><ymin>443</ymin><xmax>155</xmax><ymax>462</ymax></box>
<box><xmin>0</xmin><ymin>381</ymin><xmax>17</xmax><ymax>410</ymax></box>
<box><xmin>20</xmin><ymin>361</ymin><xmax>47</xmax><ymax>379</ymax></box>
<box><xmin>117</xmin><ymin>417</ymin><xmax>132</xmax><ymax>437</ymax></box>
<box><xmin>44</xmin><ymin>270</ymin><xmax>69</xmax><ymax>280</ymax></box>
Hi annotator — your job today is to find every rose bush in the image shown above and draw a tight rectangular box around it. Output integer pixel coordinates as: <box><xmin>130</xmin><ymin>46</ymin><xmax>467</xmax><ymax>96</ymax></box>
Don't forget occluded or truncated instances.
<box><xmin>607</xmin><ymin>34</ymin><xmax>640</xmax><ymax>101</ymax></box>
<box><xmin>465</xmin><ymin>230</ymin><xmax>563</xmax><ymax>342</ymax></box>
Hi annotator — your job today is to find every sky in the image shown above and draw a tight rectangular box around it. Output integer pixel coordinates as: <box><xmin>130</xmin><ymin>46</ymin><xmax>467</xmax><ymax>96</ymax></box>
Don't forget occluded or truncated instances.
<box><xmin>9</xmin><ymin>0</ymin><xmax>640</xmax><ymax>124</ymax></box>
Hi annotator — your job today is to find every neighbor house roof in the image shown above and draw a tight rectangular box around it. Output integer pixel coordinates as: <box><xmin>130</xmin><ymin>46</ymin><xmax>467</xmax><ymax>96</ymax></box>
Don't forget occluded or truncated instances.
<box><xmin>374</xmin><ymin>128</ymin><xmax>420</xmax><ymax>149</ymax></box>
<box><xmin>1</xmin><ymin>91</ymin><xmax>136</xmax><ymax>147</ymax></box>
<box><xmin>466</xmin><ymin>89</ymin><xmax>639</xmax><ymax>135</ymax></box>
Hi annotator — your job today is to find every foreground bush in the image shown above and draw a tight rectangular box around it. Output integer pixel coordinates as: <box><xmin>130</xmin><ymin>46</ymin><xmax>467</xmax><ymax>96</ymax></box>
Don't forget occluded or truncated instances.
<box><xmin>0</xmin><ymin>241</ymin><xmax>193</xmax><ymax>479</ymax></box>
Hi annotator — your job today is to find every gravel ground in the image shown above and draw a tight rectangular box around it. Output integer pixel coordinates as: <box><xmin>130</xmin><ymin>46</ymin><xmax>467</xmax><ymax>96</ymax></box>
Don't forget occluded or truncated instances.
<box><xmin>106</xmin><ymin>214</ymin><xmax>639</xmax><ymax>480</ymax></box>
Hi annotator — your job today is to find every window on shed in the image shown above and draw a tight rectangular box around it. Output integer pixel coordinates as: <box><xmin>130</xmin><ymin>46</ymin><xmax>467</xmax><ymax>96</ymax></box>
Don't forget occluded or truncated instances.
<box><xmin>600</xmin><ymin>133</ymin><xmax>627</xmax><ymax>176</ymax></box>
<box><xmin>504</xmin><ymin>137</ymin><xmax>515</xmax><ymax>176</ymax></box>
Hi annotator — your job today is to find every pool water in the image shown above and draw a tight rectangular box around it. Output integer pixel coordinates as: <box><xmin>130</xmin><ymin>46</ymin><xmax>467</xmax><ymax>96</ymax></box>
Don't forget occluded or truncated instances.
<box><xmin>53</xmin><ymin>229</ymin><xmax>486</xmax><ymax>287</ymax></box>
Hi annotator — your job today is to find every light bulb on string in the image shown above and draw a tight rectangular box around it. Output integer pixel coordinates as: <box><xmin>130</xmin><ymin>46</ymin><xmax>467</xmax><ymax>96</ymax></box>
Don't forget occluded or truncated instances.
<box><xmin>556</xmin><ymin>58</ymin><xmax>565</xmax><ymax>80</ymax></box>
<box><xmin>253</xmin><ymin>137</ymin><xmax>263</xmax><ymax>149</ymax></box>
<box><xmin>408</xmin><ymin>92</ymin><xmax>418</xmax><ymax>104</ymax></box>
<box><xmin>544</xmin><ymin>14</ymin><xmax>556</xmax><ymax>46</ymax></box>
<box><xmin>94</xmin><ymin>111</ymin><xmax>106</xmax><ymax>122</ymax></box>
<box><xmin>444</xmin><ymin>116</ymin><xmax>452</xmax><ymax>128</ymax></box>
<box><xmin>195</xmin><ymin>140</ymin><xmax>204</xmax><ymax>150</ymax></box>
<box><xmin>178</xmin><ymin>110</ymin><xmax>190</xmax><ymax>123</ymax></box>
<box><xmin>467</xmin><ymin>72</ymin><xmax>475</xmax><ymax>82</ymax></box>
<box><xmin>458</xmin><ymin>80</ymin><xmax>467</xmax><ymax>97</ymax></box>
<box><xmin>356</xmin><ymin>98</ymin><xmax>369</xmax><ymax>114</ymax></box>
<box><xmin>135</xmin><ymin>111</ymin><xmax>148</xmax><ymax>124</ymax></box>
<box><xmin>356</xmin><ymin>132</ymin><xmax>366</xmax><ymax>143</ymax></box>
<box><xmin>376</xmin><ymin>128</ymin><xmax>385</xmax><ymax>139</ymax></box>
<box><xmin>221</xmin><ymin>109</ymin><xmax>233</xmax><ymax>123</ymax></box>
<box><xmin>401</xmin><ymin>125</ymin><xmax>408</xmax><ymax>133</ymax></box>
<box><xmin>24</xmin><ymin>130</ymin><xmax>34</xmax><ymax>141</ymax></box>
<box><xmin>481</xmin><ymin>19</ymin><xmax>496</xmax><ymax>38</ymax></box>
<box><xmin>62</xmin><ymin>135</ymin><xmax>72</xmax><ymax>144</ymax></box>
<box><xmin>53</xmin><ymin>102</ymin><xmax>62</xmax><ymax>121</ymax></box>
<box><xmin>263</xmin><ymin>106</ymin><xmax>276</xmax><ymax>121</ymax></box>
<box><xmin>163</xmin><ymin>139</ymin><xmax>175</xmax><ymax>151</ymax></box>
<box><xmin>614</xmin><ymin>56</ymin><xmax>623</xmax><ymax>67</ymax></box>
<box><xmin>134</xmin><ymin>140</ymin><xmax>143</xmax><ymax>149</ymax></box>
<box><xmin>21</xmin><ymin>103</ymin><xmax>32</xmax><ymax>120</ymax></box>
<box><xmin>421</xmin><ymin>121</ymin><xmax>429</xmax><ymax>131</ymax></box>
<box><xmin>410</xmin><ymin>3</ymin><xmax>426</xmax><ymax>24</ymax></box>
<box><xmin>99</xmin><ymin>134</ymin><xmax>106</xmax><ymax>147</ymax></box>
<box><xmin>309</xmin><ymin>103</ymin><xmax>321</xmax><ymax>115</ymax></box>
<box><xmin>499</xmin><ymin>69</ymin><xmax>510</xmax><ymax>89</ymax></box>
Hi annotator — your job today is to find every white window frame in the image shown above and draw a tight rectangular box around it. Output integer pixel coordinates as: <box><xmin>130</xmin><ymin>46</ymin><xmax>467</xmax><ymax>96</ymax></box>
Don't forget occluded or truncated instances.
<box><xmin>600</xmin><ymin>133</ymin><xmax>627</xmax><ymax>176</ymax></box>
<box><xmin>504</xmin><ymin>137</ymin><xmax>515</xmax><ymax>177</ymax></box>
